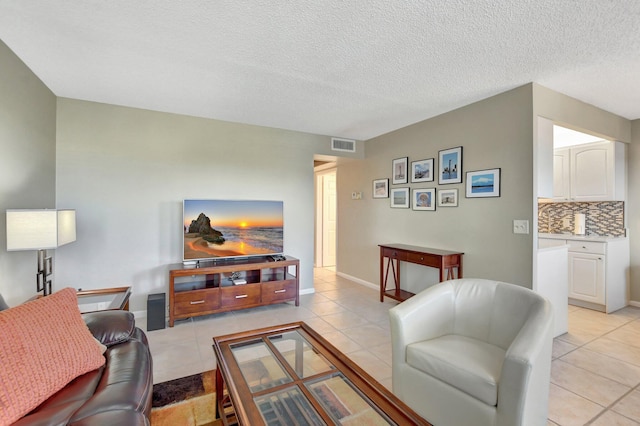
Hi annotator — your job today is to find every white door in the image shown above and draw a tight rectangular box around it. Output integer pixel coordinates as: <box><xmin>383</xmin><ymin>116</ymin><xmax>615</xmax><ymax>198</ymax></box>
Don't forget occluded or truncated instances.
<box><xmin>321</xmin><ymin>171</ymin><xmax>337</xmax><ymax>267</ymax></box>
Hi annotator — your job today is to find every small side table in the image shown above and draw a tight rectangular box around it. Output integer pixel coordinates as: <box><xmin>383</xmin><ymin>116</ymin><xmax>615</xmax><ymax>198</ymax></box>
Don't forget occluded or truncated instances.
<box><xmin>76</xmin><ymin>286</ymin><xmax>131</xmax><ymax>313</ymax></box>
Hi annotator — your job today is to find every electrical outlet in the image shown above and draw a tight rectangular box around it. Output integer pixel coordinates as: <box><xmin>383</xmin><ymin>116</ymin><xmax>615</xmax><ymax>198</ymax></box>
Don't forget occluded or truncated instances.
<box><xmin>513</xmin><ymin>219</ymin><xmax>529</xmax><ymax>234</ymax></box>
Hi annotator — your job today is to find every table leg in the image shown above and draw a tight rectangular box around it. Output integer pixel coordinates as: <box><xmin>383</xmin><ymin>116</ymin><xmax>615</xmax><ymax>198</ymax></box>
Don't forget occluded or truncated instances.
<box><xmin>215</xmin><ymin>368</ymin><xmax>223</xmax><ymax>419</ymax></box>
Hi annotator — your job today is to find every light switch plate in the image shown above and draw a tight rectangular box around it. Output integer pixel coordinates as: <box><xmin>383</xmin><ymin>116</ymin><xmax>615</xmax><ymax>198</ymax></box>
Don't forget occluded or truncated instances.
<box><xmin>513</xmin><ymin>219</ymin><xmax>530</xmax><ymax>234</ymax></box>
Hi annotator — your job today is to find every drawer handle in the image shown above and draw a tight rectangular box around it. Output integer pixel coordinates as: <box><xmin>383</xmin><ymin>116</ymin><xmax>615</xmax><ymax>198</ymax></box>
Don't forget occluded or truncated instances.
<box><xmin>274</xmin><ymin>289</ymin><xmax>286</xmax><ymax>294</ymax></box>
<box><xmin>582</xmin><ymin>246</ymin><xmax>587</xmax><ymax>249</ymax></box>
<box><xmin>190</xmin><ymin>300</ymin><xmax>205</xmax><ymax>305</ymax></box>
<box><xmin>235</xmin><ymin>294</ymin><xmax>248</xmax><ymax>299</ymax></box>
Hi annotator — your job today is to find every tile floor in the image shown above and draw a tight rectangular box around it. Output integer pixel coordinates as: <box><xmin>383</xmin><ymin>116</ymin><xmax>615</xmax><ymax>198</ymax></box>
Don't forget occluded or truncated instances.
<box><xmin>138</xmin><ymin>267</ymin><xmax>640</xmax><ymax>425</ymax></box>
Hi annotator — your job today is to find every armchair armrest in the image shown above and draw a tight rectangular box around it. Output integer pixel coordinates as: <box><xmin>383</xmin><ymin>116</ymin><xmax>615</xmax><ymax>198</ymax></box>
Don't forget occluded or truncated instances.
<box><xmin>498</xmin><ymin>299</ymin><xmax>553</xmax><ymax>426</ymax></box>
<box><xmin>389</xmin><ymin>282</ymin><xmax>456</xmax><ymax>360</ymax></box>
<box><xmin>83</xmin><ymin>310</ymin><xmax>136</xmax><ymax>347</ymax></box>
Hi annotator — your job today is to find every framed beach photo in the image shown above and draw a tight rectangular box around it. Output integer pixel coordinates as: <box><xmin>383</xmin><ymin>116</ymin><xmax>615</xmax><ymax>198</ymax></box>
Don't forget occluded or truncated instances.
<box><xmin>390</xmin><ymin>187</ymin><xmax>410</xmax><ymax>208</ymax></box>
<box><xmin>438</xmin><ymin>188</ymin><xmax>458</xmax><ymax>207</ymax></box>
<box><xmin>411</xmin><ymin>158</ymin><xmax>434</xmax><ymax>183</ymax></box>
<box><xmin>372</xmin><ymin>178</ymin><xmax>389</xmax><ymax>198</ymax></box>
<box><xmin>438</xmin><ymin>146</ymin><xmax>462</xmax><ymax>184</ymax></box>
<box><xmin>412</xmin><ymin>188</ymin><xmax>436</xmax><ymax>211</ymax></box>
<box><xmin>392</xmin><ymin>157</ymin><xmax>408</xmax><ymax>184</ymax></box>
<box><xmin>466</xmin><ymin>168</ymin><xmax>501</xmax><ymax>198</ymax></box>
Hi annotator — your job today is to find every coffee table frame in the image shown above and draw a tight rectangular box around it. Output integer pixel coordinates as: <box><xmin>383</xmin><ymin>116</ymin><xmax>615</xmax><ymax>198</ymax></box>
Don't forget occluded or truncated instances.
<box><xmin>212</xmin><ymin>321</ymin><xmax>431</xmax><ymax>425</ymax></box>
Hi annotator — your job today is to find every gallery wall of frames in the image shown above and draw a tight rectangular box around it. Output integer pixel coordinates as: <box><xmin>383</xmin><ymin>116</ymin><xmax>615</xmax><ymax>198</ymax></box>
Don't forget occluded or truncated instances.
<box><xmin>372</xmin><ymin>146</ymin><xmax>501</xmax><ymax>211</ymax></box>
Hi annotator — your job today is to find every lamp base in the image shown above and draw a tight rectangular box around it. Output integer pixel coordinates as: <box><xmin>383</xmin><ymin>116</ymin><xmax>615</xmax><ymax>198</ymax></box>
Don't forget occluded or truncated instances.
<box><xmin>37</xmin><ymin>249</ymin><xmax>52</xmax><ymax>296</ymax></box>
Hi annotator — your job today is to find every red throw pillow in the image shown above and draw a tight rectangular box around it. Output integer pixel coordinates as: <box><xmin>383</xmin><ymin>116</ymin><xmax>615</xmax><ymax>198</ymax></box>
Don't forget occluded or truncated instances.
<box><xmin>0</xmin><ymin>287</ymin><xmax>106</xmax><ymax>425</ymax></box>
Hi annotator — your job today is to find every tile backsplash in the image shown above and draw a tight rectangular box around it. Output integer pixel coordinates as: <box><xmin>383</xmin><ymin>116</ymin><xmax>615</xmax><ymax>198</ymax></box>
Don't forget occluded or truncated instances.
<box><xmin>538</xmin><ymin>201</ymin><xmax>625</xmax><ymax>237</ymax></box>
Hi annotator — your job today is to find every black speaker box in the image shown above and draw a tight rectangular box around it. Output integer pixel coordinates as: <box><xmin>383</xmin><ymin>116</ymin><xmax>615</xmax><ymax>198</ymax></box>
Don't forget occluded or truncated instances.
<box><xmin>147</xmin><ymin>293</ymin><xmax>166</xmax><ymax>331</ymax></box>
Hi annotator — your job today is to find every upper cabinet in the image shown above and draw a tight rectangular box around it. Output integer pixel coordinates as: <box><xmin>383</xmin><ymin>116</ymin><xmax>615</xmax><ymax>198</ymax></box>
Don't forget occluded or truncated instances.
<box><xmin>551</xmin><ymin>141</ymin><xmax>626</xmax><ymax>202</ymax></box>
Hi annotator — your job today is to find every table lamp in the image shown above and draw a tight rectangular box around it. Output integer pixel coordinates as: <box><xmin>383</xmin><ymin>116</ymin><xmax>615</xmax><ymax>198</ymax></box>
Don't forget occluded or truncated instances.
<box><xmin>6</xmin><ymin>209</ymin><xmax>76</xmax><ymax>296</ymax></box>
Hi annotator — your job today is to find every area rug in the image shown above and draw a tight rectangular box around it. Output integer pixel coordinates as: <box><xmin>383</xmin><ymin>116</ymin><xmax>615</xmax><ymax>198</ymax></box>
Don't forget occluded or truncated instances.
<box><xmin>150</xmin><ymin>370</ymin><xmax>221</xmax><ymax>426</ymax></box>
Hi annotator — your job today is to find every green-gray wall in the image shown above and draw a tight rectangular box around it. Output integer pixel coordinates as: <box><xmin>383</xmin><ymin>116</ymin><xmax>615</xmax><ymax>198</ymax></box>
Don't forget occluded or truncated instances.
<box><xmin>630</xmin><ymin>119</ymin><xmax>640</xmax><ymax>302</ymax></box>
<box><xmin>55</xmin><ymin>99</ymin><xmax>340</xmax><ymax>311</ymax></box>
<box><xmin>532</xmin><ymin>84</ymin><xmax>636</xmax><ymax>304</ymax></box>
<box><xmin>336</xmin><ymin>85</ymin><xmax>536</xmax><ymax>289</ymax></box>
<box><xmin>0</xmin><ymin>40</ymin><xmax>56</xmax><ymax>306</ymax></box>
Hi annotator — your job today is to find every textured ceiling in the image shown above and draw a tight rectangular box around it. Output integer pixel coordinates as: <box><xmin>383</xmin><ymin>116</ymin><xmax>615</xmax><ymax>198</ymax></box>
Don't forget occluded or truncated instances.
<box><xmin>0</xmin><ymin>1</ymin><xmax>639</xmax><ymax>140</ymax></box>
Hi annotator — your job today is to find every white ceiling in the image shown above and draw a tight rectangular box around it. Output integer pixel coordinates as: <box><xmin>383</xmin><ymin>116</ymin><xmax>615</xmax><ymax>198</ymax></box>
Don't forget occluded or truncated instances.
<box><xmin>1</xmin><ymin>1</ymin><xmax>639</xmax><ymax>141</ymax></box>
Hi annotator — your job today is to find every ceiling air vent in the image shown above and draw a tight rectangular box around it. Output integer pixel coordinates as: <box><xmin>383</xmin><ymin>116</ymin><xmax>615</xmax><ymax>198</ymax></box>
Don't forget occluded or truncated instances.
<box><xmin>331</xmin><ymin>137</ymin><xmax>356</xmax><ymax>153</ymax></box>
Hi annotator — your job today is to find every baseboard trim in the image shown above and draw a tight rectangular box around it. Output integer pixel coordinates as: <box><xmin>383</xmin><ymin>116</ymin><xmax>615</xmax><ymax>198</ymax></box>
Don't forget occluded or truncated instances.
<box><xmin>336</xmin><ymin>271</ymin><xmax>378</xmax><ymax>291</ymax></box>
<box><xmin>629</xmin><ymin>300</ymin><xmax>640</xmax><ymax>308</ymax></box>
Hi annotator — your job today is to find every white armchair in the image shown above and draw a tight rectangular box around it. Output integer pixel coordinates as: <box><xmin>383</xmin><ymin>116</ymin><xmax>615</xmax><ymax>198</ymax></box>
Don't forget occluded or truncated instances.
<box><xmin>389</xmin><ymin>278</ymin><xmax>553</xmax><ymax>426</ymax></box>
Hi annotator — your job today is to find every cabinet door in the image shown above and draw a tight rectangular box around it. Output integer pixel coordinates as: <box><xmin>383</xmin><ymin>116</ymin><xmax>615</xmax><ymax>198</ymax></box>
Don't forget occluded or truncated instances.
<box><xmin>552</xmin><ymin>149</ymin><xmax>570</xmax><ymax>201</ymax></box>
<box><xmin>571</xmin><ymin>143</ymin><xmax>614</xmax><ymax>201</ymax></box>
<box><xmin>568</xmin><ymin>252</ymin><xmax>605</xmax><ymax>304</ymax></box>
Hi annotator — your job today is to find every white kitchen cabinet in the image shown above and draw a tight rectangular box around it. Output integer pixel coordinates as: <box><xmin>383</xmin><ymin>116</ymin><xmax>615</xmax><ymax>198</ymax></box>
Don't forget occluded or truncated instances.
<box><xmin>552</xmin><ymin>141</ymin><xmax>625</xmax><ymax>202</ymax></box>
<box><xmin>568</xmin><ymin>251</ymin><xmax>605</xmax><ymax>305</ymax></box>
<box><xmin>539</xmin><ymin>236</ymin><xmax>629</xmax><ymax>313</ymax></box>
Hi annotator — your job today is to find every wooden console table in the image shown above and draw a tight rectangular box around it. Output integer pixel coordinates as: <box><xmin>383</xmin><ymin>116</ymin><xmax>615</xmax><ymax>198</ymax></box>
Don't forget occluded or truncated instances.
<box><xmin>379</xmin><ymin>244</ymin><xmax>463</xmax><ymax>302</ymax></box>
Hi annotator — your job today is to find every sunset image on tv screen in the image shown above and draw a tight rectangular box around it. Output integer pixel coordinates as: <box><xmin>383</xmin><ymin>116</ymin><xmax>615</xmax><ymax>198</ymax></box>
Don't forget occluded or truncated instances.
<box><xmin>183</xmin><ymin>200</ymin><xmax>284</xmax><ymax>260</ymax></box>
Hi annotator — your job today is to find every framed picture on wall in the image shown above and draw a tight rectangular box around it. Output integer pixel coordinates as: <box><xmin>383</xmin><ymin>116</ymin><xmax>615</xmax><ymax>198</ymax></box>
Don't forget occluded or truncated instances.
<box><xmin>466</xmin><ymin>168</ymin><xmax>501</xmax><ymax>198</ymax></box>
<box><xmin>438</xmin><ymin>188</ymin><xmax>458</xmax><ymax>207</ymax></box>
<box><xmin>392</xmin><ymin>157</ymin><xmax>408</xmax><ymax>184</ymax></box>
<box><xmin>412</xmin><ymin>188</ymin><xmax>436</xmax><ymax>211</ymax></box>
<box><xmin>438</xmin><ymin>146</ymin><xmax>462</xmax><ymax>184</ymax></box>
<box><xmin>391</xmin><ymin>187</ymin><xmax>410</xmax><ymax>208</ymax></box>
<box><xmin>411</xmin><ymin>158</ymin><xmax>434</xmax><ymax>183</ymax></box>
<box><xmin>372</xmin><ymin>178</ymin><xmax>389</xmax><ymax>198</ymax></box>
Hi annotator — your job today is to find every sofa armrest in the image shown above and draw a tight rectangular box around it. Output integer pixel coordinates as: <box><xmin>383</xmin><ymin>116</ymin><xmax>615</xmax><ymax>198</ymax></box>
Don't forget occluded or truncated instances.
<box><xmin>83</xmin><ymin>310</ymin><xmax>136</xmax><ymax>347</ymax></box>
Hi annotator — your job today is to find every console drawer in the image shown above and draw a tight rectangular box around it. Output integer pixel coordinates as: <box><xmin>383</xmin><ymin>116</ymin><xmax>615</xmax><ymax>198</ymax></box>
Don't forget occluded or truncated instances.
<box><xmin>262</xmin><ymin>281</ymin><xmax>297</xmax><ymax>303</ymax></box>
<box><xmin>220</xmin><ymin>284</ymin><xmax>261</xmax><ymax>308</ymax></box>
<box><xmin>174</xmin><ymin>289</ymin><xmax>219</xmax><ymax>315</ymax></box>
<box><xmin>407</xmin><ymin>252</ymin><xmax>439</xmax><ymax>268</ymax></box>
<box><xmin>382</xmin><ymin>247</ymin><xmax>407</xmax><ymax>261</ymax></box>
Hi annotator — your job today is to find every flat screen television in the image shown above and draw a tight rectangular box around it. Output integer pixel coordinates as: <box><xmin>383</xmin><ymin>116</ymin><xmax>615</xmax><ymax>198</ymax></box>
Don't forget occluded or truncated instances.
<box><xmin>183</xmin><ymin>199</ymin><xmax>284</xmax><ymax>262</ymax></box>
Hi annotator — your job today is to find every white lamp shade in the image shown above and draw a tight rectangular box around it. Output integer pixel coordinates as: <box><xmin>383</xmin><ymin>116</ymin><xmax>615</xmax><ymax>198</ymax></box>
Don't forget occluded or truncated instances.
<box><xmin>6</xmin><ymin>209</ymin><xmax>76</xmax><ymax>251</ymax></box>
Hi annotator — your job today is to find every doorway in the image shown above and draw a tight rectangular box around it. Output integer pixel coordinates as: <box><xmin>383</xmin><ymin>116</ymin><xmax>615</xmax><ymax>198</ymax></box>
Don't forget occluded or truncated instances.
<box><xmin>315</xmin><ymin>167</ymin><xmax>337</xmax><ymax>267</ymax></box>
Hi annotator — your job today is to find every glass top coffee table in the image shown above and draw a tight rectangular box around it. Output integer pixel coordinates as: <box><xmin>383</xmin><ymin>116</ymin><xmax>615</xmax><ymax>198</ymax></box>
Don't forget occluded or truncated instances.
<box><xmin>212</xmin><ymin>321</ymin><xmax>430</xmax><ymax>426</ymax></box>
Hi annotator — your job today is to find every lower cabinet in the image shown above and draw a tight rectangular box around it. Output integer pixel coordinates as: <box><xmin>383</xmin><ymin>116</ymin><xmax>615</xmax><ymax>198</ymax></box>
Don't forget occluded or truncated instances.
<box><xmin>168</xmin><ymin>256</ymin><xmax>299</xmax><ymax>326</ymax></box>
<box><xmin>539</xmin><ymin>237</ymin><xmax>629</xmax><ymax>313</ymax></box>
<box><xmin>568</xmin><ymin>252</ymin><xmax>605</xmax><ymax>305</ymax></box>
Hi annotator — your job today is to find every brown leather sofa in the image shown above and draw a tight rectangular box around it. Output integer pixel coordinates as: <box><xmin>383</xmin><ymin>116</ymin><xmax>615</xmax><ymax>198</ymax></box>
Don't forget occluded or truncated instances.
<box><xmin>9</xmin><ymin>308</ymin><xmax>153</xmax><ymax>426</ymax></box>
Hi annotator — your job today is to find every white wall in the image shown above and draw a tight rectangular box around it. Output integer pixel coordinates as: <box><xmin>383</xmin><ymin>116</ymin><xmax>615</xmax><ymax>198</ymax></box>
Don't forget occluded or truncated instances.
<box><xmin>0</xmin><ymin>40</ymin><xmax>57</xmax><ymax>306</ymax></box>
<box><xmin>55</xmin><ymin>98</ymin><xmax>331</xmax><ymax>312</ymax></box>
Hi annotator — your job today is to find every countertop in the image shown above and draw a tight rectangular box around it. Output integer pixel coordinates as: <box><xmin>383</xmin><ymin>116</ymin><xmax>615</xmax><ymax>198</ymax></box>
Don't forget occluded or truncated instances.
<box><xmin>538</xmin><ymin>233</ymin><xmax>627</xmax><ymax>242</ymax></box>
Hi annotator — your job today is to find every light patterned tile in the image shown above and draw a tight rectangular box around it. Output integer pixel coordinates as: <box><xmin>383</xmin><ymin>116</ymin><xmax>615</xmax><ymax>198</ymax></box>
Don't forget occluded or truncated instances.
<box><xmin>561</xmin><ymin>348</ymin><xmax>640</xmax><ymax>387</ymax></box>
<box><xmin>551</xmin><ymin>360</ymin><xmax>630</xmax><ymax>406</ymax></box>
<box><xmin>342</xmin><ymin>323</ymin><xmax>390</xmax><ymax>348</ymax></box>
<box><xmin>553</xmin><ymin>338</ymin><xmax>578</xmax><ymax>359</ymax></box>
<box><xmin>612</xmin><ymin>390</ymin><xmax>640</xmax><ymax>422</ymax></box>
<box><xmin>585</xmin><ymin>337</ymin><xmax>640</xmax><ymax>367</ymax></box>
<box><xmin>321</xmin><ymin>310</ymin><xmax>369</xmax><ymax>330</ymax></box>
<box><xmin>591</xmin><ymin>410</ymin><xmax>640</xmax><ymax>426</ymax></box>
<box><xmin>547</xmin><ymin>383</ymin><xmax>603</xmax><ymax>426</ymax></box>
